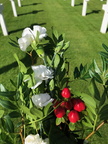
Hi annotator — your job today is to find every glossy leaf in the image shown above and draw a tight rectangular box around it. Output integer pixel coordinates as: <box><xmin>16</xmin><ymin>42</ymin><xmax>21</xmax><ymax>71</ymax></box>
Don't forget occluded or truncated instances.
<box><xmin>99</xmin><ymin>104</ymin><xmax>108</xmax><ymax>120</ymax></box>
<box><xmin>69</xmin><ymin>122</ymin><xmax>75</xmax><ymax>131</ymax></box>
<box><xmin>44</xmin><ymin>102</ymin><xmax>52</xmax><ymax>116</ymax></box>
<box><xmin>56</xmin><ymin>117</ymin><xmax>62</xmax><ymax>125</ymax></box>
<box><xmin>49</xmin><ymin>79</ymin><xmax>54</xmax><ymax>91</ymax></box>
<box><xmin>54</xmin><ymin>54</ymin><xmax>60</xmax><ymax>68</ymax></box>
<box><xmin>93</xmin><ymin>60</ymin><xmax>101</xmax><ymax>74</ymax></box>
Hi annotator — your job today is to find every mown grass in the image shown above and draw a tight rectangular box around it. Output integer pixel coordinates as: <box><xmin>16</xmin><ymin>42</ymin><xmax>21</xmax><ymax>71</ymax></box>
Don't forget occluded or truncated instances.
<box><xmin>0</xmin><ymin>0</ymin><xmax>108</xmax><ymax>143</ymax></box>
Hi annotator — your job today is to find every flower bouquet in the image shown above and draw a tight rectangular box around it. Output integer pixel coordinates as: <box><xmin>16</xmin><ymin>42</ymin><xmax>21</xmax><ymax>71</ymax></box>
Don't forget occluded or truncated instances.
<box><xmin>0</xmin><ymin>25</ymin><xmax>108</xmax><ymax>144</ymax></box>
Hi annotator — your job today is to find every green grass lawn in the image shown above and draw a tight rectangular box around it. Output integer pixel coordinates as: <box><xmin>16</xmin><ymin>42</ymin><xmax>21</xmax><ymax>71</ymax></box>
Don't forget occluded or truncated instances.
<box><xmin>0</xmin><ymin>0</ymin><xmax>108</xmax><ymax>143</ymax></box>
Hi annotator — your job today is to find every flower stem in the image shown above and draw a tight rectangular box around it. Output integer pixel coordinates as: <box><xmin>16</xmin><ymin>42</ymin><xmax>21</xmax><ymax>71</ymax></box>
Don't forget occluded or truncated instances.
<box><xmin>85</xmin><ymin>121</ymin><xmax>106</xmax><ymax>140</ymax></box>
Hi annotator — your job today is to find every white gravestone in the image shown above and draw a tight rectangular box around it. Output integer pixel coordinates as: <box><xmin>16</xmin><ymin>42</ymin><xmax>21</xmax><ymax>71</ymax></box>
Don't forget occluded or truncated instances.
<box><xmin>82</xmin><ymin>0</ymin><xmax>89</xmax><ymax>16</ymax></box>
<box><xmin>100</xmin><ymin>4</ymin><xmax>108</xmax><ymax>33</ymax></box>
<box><xmin>10</xmin><ymin>0</ymin><xmax>17</xmax><ymax>17</ymax></box>
<box><xmin>0</xmin><ymin>4</ymin><xmax>8</xmax><ymax>36</ymax></box>
<box><xmin>71</xmin><ymin>0</ymin><xmax>75</xmax><ymax>7</ymax></box>
<box><xmin>17</xmin><ymin>0</ymin><xmax>21</xmax><ymax>7</ymax></box>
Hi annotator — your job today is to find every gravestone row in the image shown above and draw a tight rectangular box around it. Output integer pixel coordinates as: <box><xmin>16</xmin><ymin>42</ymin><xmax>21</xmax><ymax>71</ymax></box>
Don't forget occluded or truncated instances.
<box><xmin>0</xmin><ymin>0</ymin><xmax>22</xmax><ymax>36</ymax></box>
<box><xmin>71</xmin><ymin>0</ymin><xmax>108</xmax><ymax>34</ymax></box>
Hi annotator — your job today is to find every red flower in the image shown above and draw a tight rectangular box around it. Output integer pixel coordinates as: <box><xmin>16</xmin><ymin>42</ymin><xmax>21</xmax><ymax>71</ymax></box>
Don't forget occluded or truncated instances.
<box><xmin>61</xmin><ymin>100</ymin><xmax>73</xmax><ymax>110</ymax></box>
<box><xmin>72</xmin><ymin>98</ymin><xmax>86</xmax><ymax>112</ymax></box>
<box><xmin>61</xmin><ymin>88</ymin><xmax>71</xmax><ymax>98</ymax></box>
<box><xmin>68</xmin><ymin>110</ymin><xmax>80</xmax><ymax>123</ymax></box>
<box><xmin>54</xmin><ymin>106</ymin><xmax>66</xmax><ymax>118</ymax></box>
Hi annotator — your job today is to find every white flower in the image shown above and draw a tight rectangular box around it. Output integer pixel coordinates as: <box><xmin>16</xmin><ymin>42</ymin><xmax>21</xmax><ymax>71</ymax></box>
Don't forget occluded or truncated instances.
<box><xmin>32</xmin><ymin>93</ymin><xmax>54</xmax><ymax>108</ymax></box>
<box><xmin>18</xmin><ymin>25</ymin><xmax>47</xmax><ymax>51</ymax></box>
<box><xmin>25</xmin><ymin>134</ymin><xmax>49</xmax><ymax>144</ymax></box>
<box><xmin>31</xmin><ymin>65</ymin><xmax>53</xmax><ymax>89</ymax></box>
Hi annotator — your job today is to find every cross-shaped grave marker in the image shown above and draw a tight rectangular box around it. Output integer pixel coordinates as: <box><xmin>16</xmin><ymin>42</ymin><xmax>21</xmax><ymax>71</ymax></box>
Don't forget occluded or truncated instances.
<box><xmin>10</xmin><ymin>0</ymin><xmax>17</xmax><ymax>17</ymax></box>
<box><xmin>82</xmin><ymin>0</ymin><xmax>89</xmax><ymax>16</ymax></box>
<box><xmin>100</xmin><ymin>1</ymin><xmax>108</xmax><ymax>33</ymax></box>
<box><xmin>17</xmin><ymin>0</ymin><xmax>21</xmax><ymax>7</ymax></box>
<box><xmin>71</xmin><ymin>0</ymin><xmax>75</xmax><ymax>7</ymax></box>
<box><xmin>0</xmin><ymin>4</ymin><xmax>8</xmax><ymax>36</ymax></box>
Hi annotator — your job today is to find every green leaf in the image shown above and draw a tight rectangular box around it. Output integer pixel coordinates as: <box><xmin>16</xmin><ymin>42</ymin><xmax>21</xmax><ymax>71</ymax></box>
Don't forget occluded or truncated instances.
<box><xmin>95</xmin><ymin>131</ymin><xmax>102</xmax><ymax>138</ymax></box>
<box><xmin>77</xmin><ymin>92</ymin><xmax>96</xmax><ymax>109</ymax></box>
<box><xmin>0</xmin><ymin>91</ymin><xmax>16</xmax><ymax>97</ymax></box>
<box><xmin>99</xmin><ymin>51</ymin><xmax>108</xmax><ymax>59</ymax></box>
<box><xmin>4</xmin><ymin>116</ymin><xmax>14</xmax><ymax>133</ymax></box>
<box><xmin>52</xmin><ymin>28</ymin><xmax>59</xmax><ymax>41</ymax></box>
<box><xmin>69</xmin><ymin>122</ymin><xmax>75</xmax><ymax>131</ymax></box>
<box><xmin>0</xmin><ymin>110</ymin><xmax>4</xmax><ymax>118</ymax></box>
<box><xmin>54</xmin><ymin>54</ymin><xmax>60</xmax><ymax>68</ymax></box>
<box><xmin>46</xmin><ymin>56</ymin><xmax>52</xmax><ymax>66</ymax></box>
<box><xmin>56</xmin><ymin>118</ymin><xmax>62</xmax><ymax>125</ymax></box>
<box><xmin>88</xmin><ymin>79</ymin><xmax>100</xmax><ymax>101</ymax></box>
<box><xmin>0</xmin><ymin>84</ymin><xmax>6</xmax><ymax>91</ymax></box>
<box><xmin>20</xmin><ymin>105</ymin><xmax>36</xmax><ymax>119</ymax></box>
<box><xmin>30</xmin><ymin>107</ymin><xmax>43</xmax><ymax>119</ymax></box>
<box><xmin>55</xmin><ymin>40</ymin><xmax>64</xmax><ymax>53</ymax></box>
<box><xmin>8</xmin><ymin>111</ymin><xmax>21</xmax><ymax>118</ymax></box>
<box><xmin>44</xmin><ymin>102</ymin><xmax>52</xmax><ymax>116</ymax></box>
<box><xmin>102</xmin><ymin>43</ymin><xmax>108</xmax><ymax>52</ymax></box>
<box><xmin>86</xmin><ymin>108</ymin><xmax>95</xmax><ymax>121</ymax></box>
<box><xmin>14</xmin><ymin>53</ymin><xmax>27</xmax><ymax>73</ymax></box>
<box><xmin>82</xmin><ymin>120</ymin><xmax>93</xmax><ymax>128</ymax></box>
<box><xmin>17</xmin><ymin>72</ymin><xmax>23</xmax><ymax>88</ymax></box>
<box><xmin>89</xmin><ymin>70</ymin><xmax>103</xmax><ymax>84</ymax></box>
<box><xmin>49</xmin><ymin>79</ymin><xmax>54</xmax><ymax>91</ymax></box>
<box><xmin>0</xmin><ymin>99</ymin><xmax>17</xmax><ymax>110</ymax></box>
<box><xmin>62</xmin><ymin>41</ymin><xmax>70</xmax><ymax>51</ymax></box>
<box><xmin>99</xmin><ymin>88</ymin><xmax>107</xmax><ymax>107</ymax></box>
<box><xmin>99</xmin><ymin>104</ymin><xmax>108</xmax><ymax>120</ymax></box>
<box><xmin>101</xmin><ymin>56</ymin><xmax>107</xmax><ymax>72</ymax></box>
<box><xmin>93</xmin><ymin>60</ymin><xmax>101</xmax><ymax>74</ymax></box>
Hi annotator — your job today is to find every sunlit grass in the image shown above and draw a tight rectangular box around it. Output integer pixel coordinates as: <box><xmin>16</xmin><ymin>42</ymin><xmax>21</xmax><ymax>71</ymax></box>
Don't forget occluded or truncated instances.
<box><xmin>0</xmin><ymin>0</ymin><xmax>108</xmax><ymax>143</ymax></box>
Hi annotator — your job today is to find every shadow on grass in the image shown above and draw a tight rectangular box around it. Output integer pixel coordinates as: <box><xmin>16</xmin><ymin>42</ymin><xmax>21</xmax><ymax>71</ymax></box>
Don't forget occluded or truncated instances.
<box><xmin>87</xmin><ymin>10</ymin><xmax>101</xmax><ymax>15</ymax></box>
<box><xmin>18</xmin><ymin>10</ymin><xmax>44</xmax><ymax>16</ymax></box>
<box><xmin>75</xmin><ymin>3</ymin><xmax>83</xmax><ymax>6</ymax></box>
<box><xmin>0</xmin><ymin>51</ymin><xmax>38</xmax><ymax>74</ymax></box>
<box><xmin>22</xmin><ymin>3</ymin><xmax>41</xmax><ymax>7</ymax></box>
<box><xmin>8</xmin><ymin>22</ymin><xmax>46</xmax><ymax>34</ymax></box>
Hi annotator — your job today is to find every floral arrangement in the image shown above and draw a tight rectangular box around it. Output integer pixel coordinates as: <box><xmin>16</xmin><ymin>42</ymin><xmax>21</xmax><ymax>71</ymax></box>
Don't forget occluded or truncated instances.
<box><xmin>0</xmin><ymin>25</ymin><xmax>108</xmax><ymax>144</ymax></box>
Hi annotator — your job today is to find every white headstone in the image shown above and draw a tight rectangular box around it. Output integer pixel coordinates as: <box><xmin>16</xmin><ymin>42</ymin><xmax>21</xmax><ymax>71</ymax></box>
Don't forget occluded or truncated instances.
<box><xmin>17</xmin><ymin>0</ymin><xmax>21</xmax><ymax>7</ymax></box>
<box><xmin>82</xmin><ymin>0</ymin><xmax>89</xmax><ymax>16</ymax></box>
<box><xmin>10</xmin><ymin>0</ymin><xmax>17</xmax><ymax>17</ymax></box>
<box><xmin>71</xmin><ymin>0</ymin><xmax>75</xmax><ymax>7</ymax></box>
<box><xmin>0</xmin><ymin>4</ymin><xmax>8</xmax><ymax>36</ymax></box>
<box><xmin>100</xmin><ymin>4</ymin><xmax>108</xmax><ymax>33</ymax></box>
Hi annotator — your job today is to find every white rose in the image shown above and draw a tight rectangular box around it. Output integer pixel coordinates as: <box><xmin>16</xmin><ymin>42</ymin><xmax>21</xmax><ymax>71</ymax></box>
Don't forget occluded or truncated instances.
<box><xmin>31</xmin><ymin>65</ymin><xmax>53</xmax><ymax>89</ymax></box>
<box><xmin>25</xmin><ymin>134</ymin><xmax>49</xmax><ymax>144</ymax></box>
<box><xmin>32</xmin><ymin>93</ymin><xmax>54</xmax><ymax>108</ymax></box>
<box><xmin>18</xmin><ymin>25</ymin><xmax>47</xmax><ymax>51</ymax></box>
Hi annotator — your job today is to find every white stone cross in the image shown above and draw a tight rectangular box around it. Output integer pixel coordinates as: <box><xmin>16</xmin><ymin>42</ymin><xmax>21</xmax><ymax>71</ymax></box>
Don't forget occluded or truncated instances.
<box><xmin>82</xmin><ymin>0</ymin><xmax>89</xmax><ymax>16</ymax></box>
<box><xmin>100</xmin><ymin>3</ymin><xmax>108</xmax><ymax>33</ymax></box>
<box><xmin>10</xmin><ymin>0</ymin><xmax>17</xmax><ymax>17</ymax></box>
<box><xmin>17</xmin><ymin>0</ymin><xmax>21</xmax><ymax>7</ymax></box>
<box><xmin>0</xmin><ymin>4</ymin><xmax>8</xmax><ymax>36</ymax></box>
<box><xmin>71</xmin><ymin>0</ymin><xmax>75</xmax><ymax>7</ymax></box>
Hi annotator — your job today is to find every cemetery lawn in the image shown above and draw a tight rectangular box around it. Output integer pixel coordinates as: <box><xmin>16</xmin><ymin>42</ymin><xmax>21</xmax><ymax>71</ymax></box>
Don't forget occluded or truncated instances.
<box><xmin>0</xmin><ymin>0</ymin><xmax>108</xmax><ymax>143</ymax></box>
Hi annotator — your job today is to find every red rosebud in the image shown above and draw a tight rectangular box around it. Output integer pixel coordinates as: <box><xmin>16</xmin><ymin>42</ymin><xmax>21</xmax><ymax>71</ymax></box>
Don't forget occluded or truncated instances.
<box><xmin>61</xmin><ymin>100</ymin><xmax>73</xmax><ymax>110</ymax></box>
<box><xmin>54</xmin><ymin>106</ymin><xmax>65</xmax><ymax>118</ymax></box>
<box><xmin>72</xmin><ymin>98</ymin><xmax>86</xmax><ymax>112</ymax></box>
<box><xmin>68</xmin><ymin>110</ymin><xmax>80</xmax><ymax>123</ymax></box>
<box><xmin>61</xmin><ymin>88</ymin><xmax>71</xmax><ymax>98</ymax></box>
